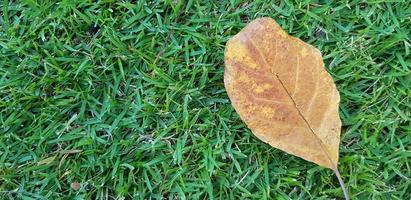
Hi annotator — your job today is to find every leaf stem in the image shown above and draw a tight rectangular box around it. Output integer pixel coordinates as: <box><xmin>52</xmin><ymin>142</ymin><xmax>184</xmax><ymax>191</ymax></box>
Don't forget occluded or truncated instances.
<box><xmin>333</xmin><ymin>168</ymin><xmax>349</xmax><ymax>200</ymax></box>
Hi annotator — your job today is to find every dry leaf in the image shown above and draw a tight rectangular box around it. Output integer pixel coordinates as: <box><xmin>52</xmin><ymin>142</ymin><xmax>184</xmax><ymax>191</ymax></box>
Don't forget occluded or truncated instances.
<box><xmin>71</xmin><ymin>182</ymin><xmax>81</xmax><ymax>191</ymax></box>
<box><xmin>224</xmin><ymin>17</ymin><xmax>348</xmax><ymax>198</ymax></box>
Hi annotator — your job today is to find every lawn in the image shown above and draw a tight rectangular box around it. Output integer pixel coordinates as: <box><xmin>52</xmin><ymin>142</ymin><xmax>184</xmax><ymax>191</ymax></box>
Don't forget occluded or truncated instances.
<box><xmin>0</xmin><ymin>0</ymin><xmax>410</xmax><ymax>199</ymax></box>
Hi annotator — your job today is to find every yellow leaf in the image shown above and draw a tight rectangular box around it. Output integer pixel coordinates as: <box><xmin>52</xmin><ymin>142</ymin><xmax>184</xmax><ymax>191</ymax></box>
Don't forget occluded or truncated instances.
<box><xmin>224</xmin><ymin>17</ymin><xmax>349</xmax><ymax>199</ymax></box>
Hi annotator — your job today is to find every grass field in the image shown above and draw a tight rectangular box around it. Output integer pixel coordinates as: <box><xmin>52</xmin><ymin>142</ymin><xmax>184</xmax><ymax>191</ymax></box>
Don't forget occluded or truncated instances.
<box><xmin>1</xmin><ymin>0</ymin><xmax>410</xmax><ymax>199</ymax></box>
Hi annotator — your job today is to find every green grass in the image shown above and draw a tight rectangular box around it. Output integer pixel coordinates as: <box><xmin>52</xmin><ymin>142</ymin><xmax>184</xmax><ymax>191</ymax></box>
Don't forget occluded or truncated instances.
<box><xmin>0</xmin><ymin>0</ymin><xmax>410</xmax><ymax>199</ymax></box>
